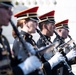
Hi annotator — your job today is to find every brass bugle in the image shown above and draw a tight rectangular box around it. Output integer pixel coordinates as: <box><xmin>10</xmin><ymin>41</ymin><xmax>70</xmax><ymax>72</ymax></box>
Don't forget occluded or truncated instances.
<box><xmin>57</xmin><ymin>39</ymin><xmax>74</xmax><ymax>52</ymax></box>
<box><xmin>68</xmin><ymin>34</ymin><xmax>76</xmax><ymax>50</ymax></box>
<box><xmin>37</xmin><ymin>42</ymin><xmax>59</xmax><ymax>55</ymax></box>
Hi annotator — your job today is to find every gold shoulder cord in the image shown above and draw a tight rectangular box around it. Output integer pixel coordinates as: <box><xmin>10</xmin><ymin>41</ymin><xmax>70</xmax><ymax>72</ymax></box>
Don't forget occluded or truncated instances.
<box><xmin>0</xmin><ymin>35</ymin><xmax>13</xmax><ymax>75</ymax></box>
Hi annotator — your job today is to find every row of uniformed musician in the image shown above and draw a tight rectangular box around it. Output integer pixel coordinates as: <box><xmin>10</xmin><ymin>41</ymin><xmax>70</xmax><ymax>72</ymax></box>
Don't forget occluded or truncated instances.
<box><xmin>0</xmin><ymin>0</ymin><xmax>76</xmax><ymax>75</ymax></box>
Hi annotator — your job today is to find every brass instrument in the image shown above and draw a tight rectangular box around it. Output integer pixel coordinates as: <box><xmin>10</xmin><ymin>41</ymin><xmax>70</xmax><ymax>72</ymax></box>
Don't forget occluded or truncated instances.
<box><xmin>67</xmin><ymin>35</ymin><xmax>76</xmax><ymax>65</ymax></box>
<box><xmin>37</xmin><ymin>42</ymin><xmax>59</xmax><ymax>55</ymax></box>
<box><xmin>54</xmin><ymin>31</ymin><xmax>75</xmax><ymax>75</ymax></box>
<box><xmin>68</xmin><ymin>35</ymin><xmax>76</xmax><ymax>50</ymax></box>
<box><xmin>57</xmin><ymin>39</ymin><xmax>74</xmax><ymax>52</ymax></box>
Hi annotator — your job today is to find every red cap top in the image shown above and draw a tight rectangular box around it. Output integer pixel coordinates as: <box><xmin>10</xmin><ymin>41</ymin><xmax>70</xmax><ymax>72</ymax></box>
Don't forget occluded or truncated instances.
<box><xmin>38</xmin><ymin>10</ymin><xmax>55</xmax><ymax>23</ymax></box>
<box><xmin>55</xmin><ymin>19</ymin><xmax>69</xmax><ymax>29</ymax></box>
<box><xmin>14</xmin><ymin>6</ymin><xmax>39</xmax><ymax>21</ymax></box>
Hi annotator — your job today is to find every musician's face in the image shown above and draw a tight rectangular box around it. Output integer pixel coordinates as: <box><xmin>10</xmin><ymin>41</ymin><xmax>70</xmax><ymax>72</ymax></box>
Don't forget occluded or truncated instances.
<box><xmin>26</xmin><ymin>20</ymin><xmax>38</xmax><ymax>33</ymax></box>
<box><xmin>0</xmin><ymin>4</ymin><xmax>12</xmax><ymax>27</ymax></box>
<box><xmin>46</xmin><ymin>22</ymin><xmax>55</xmax><ymax>36</ymax></box>
<box><xmin>59</xmin><ymin>28</ymin><xmax>69</xmax><ymax>39</ymax></box>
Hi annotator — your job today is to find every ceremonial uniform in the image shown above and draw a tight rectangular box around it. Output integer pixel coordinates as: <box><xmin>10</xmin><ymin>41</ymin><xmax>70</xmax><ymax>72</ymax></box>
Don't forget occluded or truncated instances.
<box><xmin>53</xmin><ymin>19</ymin><xmax>76</xmax><ymax>75</ymax></box>
<box><xmin>12</xmin><ymin>6</ymin><xmax>54</xmax><ymax>75</ymax></box>
<box><xmin>37</xmin><ymin>10</ymin><xmax>60</xmax><ymax>75</ymax></box>
<box><xmin>37</xmin><ymin>10</ymin><xmax>55</xmax><ymax>60</ymax></box>
<box><xmin>13</xmin><ymin>6</ymin><xmax>39</xmax><ymax>61</ymax></box>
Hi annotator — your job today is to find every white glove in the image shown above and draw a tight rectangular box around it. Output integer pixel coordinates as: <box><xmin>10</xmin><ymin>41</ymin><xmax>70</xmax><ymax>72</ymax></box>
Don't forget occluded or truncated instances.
<box><xmin>18</xmin><ymin>56</ymin><xmax>42</xmax><ymax>75</ymax></box>
<box><xmin>66</xmin><ymin>49</ymin><xmax>76</xmax><ymax>61</ymax></box>
<box><xmin>48</xmin><ymin>52</ymin><xmax>65</xmax><ymax>69</ymax></box>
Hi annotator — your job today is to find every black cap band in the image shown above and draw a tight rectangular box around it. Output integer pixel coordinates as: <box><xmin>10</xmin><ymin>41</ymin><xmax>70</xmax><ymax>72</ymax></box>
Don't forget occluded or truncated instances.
<box><xmin>1</xmin><ymin>2</ymin><xmax>13</xmax><ymax>7</ymax></box>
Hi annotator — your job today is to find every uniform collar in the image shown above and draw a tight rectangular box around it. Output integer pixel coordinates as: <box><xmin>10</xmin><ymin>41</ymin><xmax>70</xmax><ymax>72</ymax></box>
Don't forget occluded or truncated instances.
<box><xmin>21</xmin><ymin>30</ymin><xmax>33</xmax><ymax>39</ymax></box>
<box><xmin>56</xmin><ymin>36</ymin><xmax>65</xmax><ymax>43</ymax></box>
<box><xmin>44</xmin><ymin>35</ymin><xmax>51</xmax><ymax>41</ymax></box>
